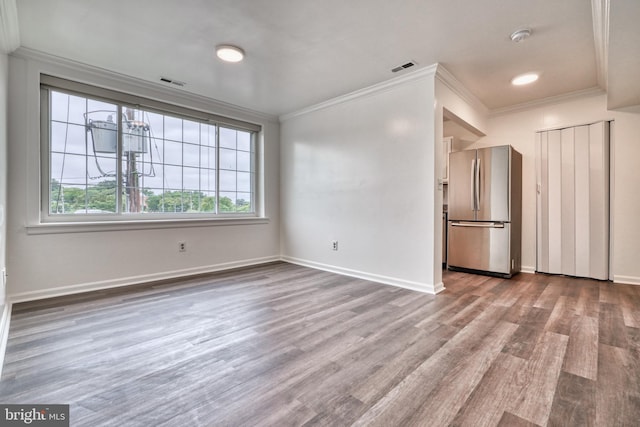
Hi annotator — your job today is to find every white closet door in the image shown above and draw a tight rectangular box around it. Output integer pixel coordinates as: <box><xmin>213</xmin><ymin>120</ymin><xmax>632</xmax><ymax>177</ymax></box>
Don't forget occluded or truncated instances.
<box><xmin>547</xmin><ymin>130</ymin><xmax>562</xmax><ymax>274</ymax></box>
<box><xmin>560</xmin><ymin>127</ymin><xmax>576</xmax><ymax>276</ymax></box>
<box><xmin>536</xmin><ymin>121</ymin><xmax>610</xmax><ymax>280</ymax></box>
<box><xmin>589</xmin><ymin>122</ymin><xmax>610</xmax><ymax>279</ymax></box>
<box><xmin>574</xmin><ymin>125</ymin><xmax>591</xmax><ymax>277</ymax></box>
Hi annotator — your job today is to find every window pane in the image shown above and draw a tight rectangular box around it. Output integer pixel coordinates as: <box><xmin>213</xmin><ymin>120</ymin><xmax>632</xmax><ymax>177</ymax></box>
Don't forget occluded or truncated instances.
<box><xmin>200</xmin><ymin>146</ymin><xmax>215</xmax><ymax>170</ymax></box>
<box><xmin>141</xmin><ymin>169</ymin><xmax>164</xmax><ymax>190</ymax></box>
<box><xmin>219</xmin><ymin>170</ymin><xmax>237</xmax><ymax>192</ymax></box>
<box><xmin>183</xmin><ymin>120</ymin><xmax>200</xmax><ymax>144</ymax></box>
<box><xmin>183</xmin><ymin>167</ymin><xmax>200</xmax><ymax>191</ymax></box>
<box><xmin>236</xmin><ymin>192</ymin><xmax>252</xmax><ymax>212</ymax></box>
<box><xmin>51</xmin><ymin>153</ymin><xmax>86</xmax><ymax>185</ymax></box>
<box><xmin>201</xmin><ymin>124</ymin><xmax>216</xmax><ymax>147</ymax></box>
<box><xmin>237</xmin><ymin>172</ymin><xmax>251</xmax><ymax>193</ymax></box>
<box><xmin>237</xmin><ymin>151</ymin><xmax>251</xmax><ymax>172</ymax></box>
<box><xmin>87</xmin><ymin>179</ymin><xmax>117</xmax><ymax>213</ymax></box>
<box><xmin>51</xmin><ymin>92</ymin><xmax>87</xmax><ymax>125</ymax></box>
<box><xmin>51</xmin><ymin>122</ymin><xmax>87</xmax><ymax>155</ymax></box>
<box><xmin>87</xmin><ymin>99</ymin><xmax>117</xmax><ymax>116</ymax></box>
<box><xmin>199</xmin><ymin>191</ymin><xmax>216</xmax><ymax>212</ymax></box>
<box><xmin>143</xmin><ymin>189</ymin><xmax>166</xmax><ymax>212</ymax></box>
<box><xmin>145</xmin><ymin>112</ymin><xmax>164</xmax><ymax>139</ymax></box>
<box><xmin>200</xmin><ymin>168</ymin><xmax>216</xmax><ymax>192</ymax></box>
<box><xmin>51</xmin><ymin>184</ymin><xmax>86</xmax><ymax>214</ymax></box>
<box><xmin>163</xmin><ymin>165</ymin><xmax>183</xmax><ymax>190</ymax></box>
<box><xmin>89</xmin><ymin>155</ymin><xmax>117</xmax><ymax>178</ymax></box>
<box><xmin>219</xmin><ymin>127</ymin><xmax>236</xmax><ymax>149</ymax></box>
<box><xmin>163</xmin><ymin>140</ymin><xmax>183</xmax><ymax>166</ymax></box>
<box><xmin>219</xmin><ymin>192</ymin><xmax>237</xmax><ymax>212</ymax></box>
<box><xmin>237</xmin><ymin>131</ymin><xmax>251</xmax><ymax>152</ymax></box>
<box><xmin>164</xmin><ymin>116</ymin><xmax>182</xmax><ymax>142</ymax></box>
<box><xmin>183</xmin><ymin>143</ymin><xmax>200</xmax><ymax>168</ymax></box>
<box><xmin>220</xmin><ymin>148</ymin><xmax>236</xmax><ymax>170</ymax></box>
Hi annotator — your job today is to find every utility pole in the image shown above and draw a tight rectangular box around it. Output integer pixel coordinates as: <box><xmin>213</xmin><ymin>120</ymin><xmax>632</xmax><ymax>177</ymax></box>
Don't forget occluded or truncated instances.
<box><xmin>125</xmin><ymin>108</ymin><xmax>142</xmax><ymax>213</ymax></box>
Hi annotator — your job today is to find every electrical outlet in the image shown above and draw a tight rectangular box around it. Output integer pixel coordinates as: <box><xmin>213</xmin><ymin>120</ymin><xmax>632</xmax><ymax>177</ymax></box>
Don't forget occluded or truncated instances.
<box><xmin>178</xmin><ymin>242</ymin><xmax>186</xmax><ymax>252</ymax></box>
<box><xmin>332</xmin><ymin>240</ymin><xmax>338</xmax><ymax>251</ymax></box>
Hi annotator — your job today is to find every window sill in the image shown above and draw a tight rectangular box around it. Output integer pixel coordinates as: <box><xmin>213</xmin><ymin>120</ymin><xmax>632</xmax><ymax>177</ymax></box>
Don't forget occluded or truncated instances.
<box><xmin>26</xmin><ymin>216</ymin><xmax>270</xmax><ymax>235</ymax></box>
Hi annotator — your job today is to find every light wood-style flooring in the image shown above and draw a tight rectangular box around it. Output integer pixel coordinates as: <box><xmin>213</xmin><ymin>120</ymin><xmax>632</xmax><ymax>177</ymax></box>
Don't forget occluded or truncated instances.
<box><xmin>1</xmin><ymin>262</ymin><xmax>639</xmax><ymax>426</ymax></box>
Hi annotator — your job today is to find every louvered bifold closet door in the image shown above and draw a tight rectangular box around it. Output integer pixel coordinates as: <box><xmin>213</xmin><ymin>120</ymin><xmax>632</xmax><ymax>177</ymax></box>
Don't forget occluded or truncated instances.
<box><xmin>536</xmin><ymin>121</ymin><xmax>609</xmax><ymax>280</ymax></box>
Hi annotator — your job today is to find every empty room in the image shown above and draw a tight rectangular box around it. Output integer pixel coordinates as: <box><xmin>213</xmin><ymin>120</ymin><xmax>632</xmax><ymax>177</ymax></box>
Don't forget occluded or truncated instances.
<box><xmin>0</xmin><ymin>0</ymin><xmax>639</xmax><ymax>426</ymax></box>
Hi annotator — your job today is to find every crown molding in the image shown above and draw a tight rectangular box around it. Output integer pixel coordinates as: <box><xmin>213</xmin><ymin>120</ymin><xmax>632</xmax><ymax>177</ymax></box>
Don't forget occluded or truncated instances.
<box><xmin>10</xmin><ymin>47</ymin><xmax>278</xmax><ymax>123</ymax></box>
<box><xmin>0</xmin><ymin>0</ymin><xmax>20</xmax><ymax>54</ymax></box>
<box><xmin>434</xmin><ymin>64</ymin><xmax>489</xmax><ymax>116</ymax></box>
<box><xmin>280</xmin><ymin>64</ymin><xmax>438</xmax><ymax>122</ymax></box>
<box><xmin>489</xmin><ymin>86</ymin><xmax>605</xmax><ymax>117</ymax></box>
<box><xmin>591</xmin><ymin>0</ymin><xmax>610</xmax><ymax>90</ymax></box>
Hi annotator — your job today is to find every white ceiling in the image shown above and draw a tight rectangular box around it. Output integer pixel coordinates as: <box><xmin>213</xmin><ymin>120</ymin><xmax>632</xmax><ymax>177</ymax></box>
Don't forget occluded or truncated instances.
<box><xmin>12</xmin><ymin>0</ymin><xmax>640</xmax><ymax>116</ymax></box>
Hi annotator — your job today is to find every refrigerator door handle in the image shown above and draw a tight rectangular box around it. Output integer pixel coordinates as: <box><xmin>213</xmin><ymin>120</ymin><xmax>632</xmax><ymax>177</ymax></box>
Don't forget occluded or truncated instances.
<box><xmin>470</xmin><ymin>159</ymin><xmax>476</xmax><ymax>211</ymax></box>
<box><xmin>450</xmin><ymin>221</ymin><xmax>505</xmax><ymax>228</ymax></box>
<box><xmin>475</xmin><ymin>158</ymin><xmax>481</xmax><ymax>213</ymax></box>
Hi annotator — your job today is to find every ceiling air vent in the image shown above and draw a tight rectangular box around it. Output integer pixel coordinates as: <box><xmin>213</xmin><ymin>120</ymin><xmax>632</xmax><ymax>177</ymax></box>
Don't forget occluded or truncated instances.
<box><xmin>391</xmin><ymin>61</ymin><xmax>417</xmax><ymax>73</ymax></box>
<box><xmin>159</xmin><ymin>77</ymin><xmax>186</xmax><ymax>87</ymax></box>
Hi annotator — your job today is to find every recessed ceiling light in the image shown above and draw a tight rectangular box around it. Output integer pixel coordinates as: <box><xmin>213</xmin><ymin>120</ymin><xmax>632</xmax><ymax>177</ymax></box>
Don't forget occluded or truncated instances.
<box><xmin>216</xmin><ymin>45</ymin><xmax>245</xmax><ymax>63</ymax></box>
<box><xmin>511</xmin><ymin>72</ymin><xmax>539</xmax><ymax>86</ymax></box>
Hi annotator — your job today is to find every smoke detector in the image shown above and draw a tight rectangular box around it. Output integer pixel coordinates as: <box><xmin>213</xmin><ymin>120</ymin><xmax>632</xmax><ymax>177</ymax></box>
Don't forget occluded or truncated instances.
<box><xmin>510</xmin><ymin>28</ymin><xmax>532</xmax><ymax>43</ymax></box>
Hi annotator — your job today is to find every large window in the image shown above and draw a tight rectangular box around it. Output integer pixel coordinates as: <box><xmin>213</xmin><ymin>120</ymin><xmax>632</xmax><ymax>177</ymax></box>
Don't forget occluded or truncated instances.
<box><xmin>41</xmin><ymin>77</ymin><xmax>259</xmax><ymax>221</ymax></box>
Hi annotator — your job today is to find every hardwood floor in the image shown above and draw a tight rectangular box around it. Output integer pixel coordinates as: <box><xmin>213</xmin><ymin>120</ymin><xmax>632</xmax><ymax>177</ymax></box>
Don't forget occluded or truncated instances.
<box><xmin>1</xmin><ymin>262</ymin><xmax>639</xmax><ymax>426</ymax></box>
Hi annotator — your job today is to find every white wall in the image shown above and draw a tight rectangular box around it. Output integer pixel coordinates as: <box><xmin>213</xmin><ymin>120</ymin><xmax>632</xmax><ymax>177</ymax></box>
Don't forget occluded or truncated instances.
<box><xmin>434</xmin><ymin>69</ymin><xmax>489</xmax><ymax>282</ymax></box>
<box><xmin>280</xmin><ymin>69</ymin><xmax>441</xmax><ymax>293</ymax></box>
<box><xmin>470</xmin><ymin>92</ymin><xmax>640</xmax><ymax>284</ymax></box>
<box><xmin>0</xmin><ymin>52</ymin><xmax>7</xmax><ymax>306</ymax></box>
<box><xmin>6</xmin><ymin>51</ymin><xmax>281</xmax><ymax>301</ymax></box>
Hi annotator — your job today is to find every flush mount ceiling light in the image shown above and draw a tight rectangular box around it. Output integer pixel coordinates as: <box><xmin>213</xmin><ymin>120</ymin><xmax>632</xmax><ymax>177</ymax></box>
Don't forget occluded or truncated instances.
<box><xmin>510</xmin><ymin>28</ymin><xmax>532</xmax><ymax>43</ymax></box>
<box><xmin>216</xmin><ymin>45</ymin><xmax>245</xmax><ymax>63</ymax></box>
<box><xmin>511</xmin><ymin>72</ymin><xmax>539</xmax><ymax>86</ymax></box>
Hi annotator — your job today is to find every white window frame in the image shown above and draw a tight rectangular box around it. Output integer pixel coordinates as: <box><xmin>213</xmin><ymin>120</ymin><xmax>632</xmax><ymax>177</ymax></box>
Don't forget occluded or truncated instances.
<box><xmin>39</xmin><ymin>75</ymin><xmax>263</xmax><ymax>229</ymax></box>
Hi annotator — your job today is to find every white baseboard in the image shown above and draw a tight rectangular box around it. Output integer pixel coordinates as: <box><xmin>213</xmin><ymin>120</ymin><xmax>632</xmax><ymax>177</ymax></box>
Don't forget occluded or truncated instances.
<box><xmin>8</xmin><ymin>256</ymin><xmax>281</xmax><ymax>303</ymax></box>
<box><xmin>0</xmin><ymin>303</ymin><xmax>12</xmax><ymax>379</ymax></box>
<box><xmin>521</xmin><ymin>265</ymin><xmax>536</xmax><ymax>274</ymax></box>
<box><xmin>281</xmin><ymin>256</ymin><xmax>444</xmax><ymax>295</ymax></box>
<box><xmin>613</xmin><ymin>275</ymin><xmax>640</xmax><ymax>285</ymax></box>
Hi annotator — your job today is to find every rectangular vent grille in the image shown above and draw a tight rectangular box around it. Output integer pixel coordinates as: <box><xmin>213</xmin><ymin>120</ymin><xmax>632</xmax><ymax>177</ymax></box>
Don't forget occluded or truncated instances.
<box><xmin>391</xmin><ymin>61</ymin><xmax>417</xmax><ymax>73</ymax></box>
<box><xmin>160</xmin><ymin>77</ymin><xmax>186</xmax><ymax>87</ymax></box>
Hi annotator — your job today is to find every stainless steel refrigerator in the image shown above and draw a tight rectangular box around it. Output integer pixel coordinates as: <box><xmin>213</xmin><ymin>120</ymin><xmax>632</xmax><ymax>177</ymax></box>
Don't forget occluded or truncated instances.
<box><xmin>447</xmin><ymin>145</ymin><xmax>522</xmax><ymax>278</ymax></box>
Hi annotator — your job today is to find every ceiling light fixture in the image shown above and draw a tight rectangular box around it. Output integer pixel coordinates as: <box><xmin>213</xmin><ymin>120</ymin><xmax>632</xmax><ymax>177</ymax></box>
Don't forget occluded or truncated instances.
<box><xmin>511</xmin><ymin>72</ymin><xmax>539</xmax><ymax>86</ymax></box>
<box><xmin>216</xmin><ymin>45</ymin><xmax>245</xmax><ymax>63</ymax></box>
<box><xmin>510</xmin><ymin>28</ymin><xmax>532</xmax><ymax>43</ymax></box>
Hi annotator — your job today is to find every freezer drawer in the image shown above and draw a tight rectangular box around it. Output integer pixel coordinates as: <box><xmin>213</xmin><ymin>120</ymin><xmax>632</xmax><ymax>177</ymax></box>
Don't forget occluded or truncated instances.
<box><xmin>447</xmin><ymin>221</ymin><xmax>513</xmax><ymax>276</ymax></box>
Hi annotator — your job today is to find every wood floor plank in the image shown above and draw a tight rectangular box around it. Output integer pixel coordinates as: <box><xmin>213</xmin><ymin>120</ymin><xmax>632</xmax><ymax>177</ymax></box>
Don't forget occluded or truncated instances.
<box><xmin>451</xmin><ymin>352</ymin><xmax>527</xmax><ymax>427</ymax></box>
<box><xmin>596</xmin><ymin>344</ymin><xmax>640</xmax><ymax>426</ymax></box>
<box><xmin>533</xmin><ymin>280</ymin><xmax>564</xmax><ymax>309</ymax></box>
<box><xmin>506</xmin><ymin>331</ymin><xmax>569</xmax><ymax>426</ymax></box>
<box><xmin>547</xmin><ymin>371</ymin><xmax>596</xmax><ymax>427</ymax></box>
<box><xmin>562</xmin><ymin>315</ymin><xmax>599</xmax><ymax>380</ymax></box>
<box><xmin>572</xmin><ymin>280</ymin><xmax>600</xmax><ymax>318</ymax></box>
<box><xmin>497</xmin><ymin>411</ymin><xmax>541</xmax><ymax>427</ymax></box>
<box><xmin>544</xmin><ymin>295</ymin><xmax>575</xmax><ymax>336</ymax></box>
<box><xmin>599</xmin><ymin>302</ymin><xmax>629</xmax><ymax>349</ymax></box>
<box><xmin>1</xmin><ymin>263</ymin><xmax>639</xmax><ymax>426</ymax></box>
<box><xmin>501</xmin><ymin>325</ymin><xmax>544</xmax><ymax>360</ymax></box>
